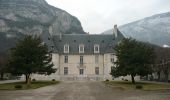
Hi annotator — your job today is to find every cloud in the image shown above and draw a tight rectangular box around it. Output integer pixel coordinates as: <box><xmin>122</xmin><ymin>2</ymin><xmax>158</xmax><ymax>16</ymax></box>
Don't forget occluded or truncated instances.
<box><xmin>46</xmin><ymin>0</ymin><xmax>170</xmax><ymax>34</ymax></box>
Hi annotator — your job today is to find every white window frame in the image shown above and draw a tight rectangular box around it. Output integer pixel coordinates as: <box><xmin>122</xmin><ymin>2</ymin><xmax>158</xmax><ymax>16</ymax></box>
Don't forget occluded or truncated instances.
<box><xmin>94</xmin><ymin>44</ymin><xmax>100</xmax><ymax>53</ymax></box>
<box><xmin>64</xmin><ymin>44</ymin><xmax>69</xmax><ymax>53</ymax></box>
<box><xmin>79</xmin><ymin>44</ymin><xmax>84</xmax><ymax>53</ymax></box>
<box><xmin>64</xmin><ymin>55</ymin><xmax>68</xmax><ymax>63</ymax></box>
<box><xmin>80</xmin><ymin>56</ymin><xmax>84</xmax><ymax>64</ymax></box>
<box><xmin>110</xmin><ymin>54</ymin><xmax>115</xmax><ymax>63</ymax></box>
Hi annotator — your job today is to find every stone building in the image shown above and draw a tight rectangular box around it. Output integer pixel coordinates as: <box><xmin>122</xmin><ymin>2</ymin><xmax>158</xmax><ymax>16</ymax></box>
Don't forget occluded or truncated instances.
<box><xmin>31</xmin><ymin>25</ymin><xmax>126</xmax><ymax>81</ymax></box>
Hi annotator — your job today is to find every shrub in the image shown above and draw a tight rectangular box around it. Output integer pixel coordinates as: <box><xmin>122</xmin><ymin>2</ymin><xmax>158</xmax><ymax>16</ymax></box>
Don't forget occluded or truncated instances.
<box><xmin>136</xmin><ymin>84</ymin><xmax>143</xmax><ymax>89</ymax></box>
<box><xmin>124</xmin><ymin>79</ymin><xmax>128</xmax><ymax>81</ymax></box>
<box><xmin>105</xmin><ymin>79</ymin><xmax>109</xmax><ymax>82</ymax></box>
<box><xmin>52</xmin><ymin>79</ymin><xmax>56</xmax><ymax>81</ymax></box>
<box><xmin>15</xmin><ymin>85</ymin><xmax>23</xmax><ymax>89</ymax></box>
<box><xmin>32</xmin><ymin>79</ymin><xmax>36</xmax><ymax>82</ymax></box>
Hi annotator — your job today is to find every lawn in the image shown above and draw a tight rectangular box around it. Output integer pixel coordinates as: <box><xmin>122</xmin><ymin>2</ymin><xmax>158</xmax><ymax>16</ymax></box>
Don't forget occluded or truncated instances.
<box><xmin>0</xmin><ymin>81</ymin><xmax>59</xmax><ymax>90</ymax></box>
<box><xmin>104</xmin><ymin>81</ymin><xmax>170</xmax><ymax>90</ymax></box>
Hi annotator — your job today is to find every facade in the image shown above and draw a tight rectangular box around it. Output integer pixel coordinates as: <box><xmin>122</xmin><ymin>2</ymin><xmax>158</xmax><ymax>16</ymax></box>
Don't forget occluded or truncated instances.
<box><xmin>31</xmin><ymin>25</ymin><xmax>127</xmax><ymax>81</ymax></box>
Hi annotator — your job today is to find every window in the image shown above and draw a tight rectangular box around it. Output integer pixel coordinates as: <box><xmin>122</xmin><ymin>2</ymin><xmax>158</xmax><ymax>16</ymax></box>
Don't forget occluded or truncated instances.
<box><xmin>80</xmin><ymin>69</ymin><xmax>84</xmax><ymax>75</ymax></box>
<box><xmin>64</xmin><ymin>67</ymin><xmax>68</xmax><ymax>75</ymax></box>
<box><xmin>64</xmin><ymin>44</ymin><xmax>69</xmax><ymax>53</ymax></box>
<box><xmin>95</xmin><ymin>67</ymin><xmax>99</xmax><ymax>75</ymax></box>
<box><xmin>79</xmin><ymin>44</ymin><xmax>84</xmax><ymax>53</ymax></box>
<box><xmin>80</xmin><ymin>56</ymin><xmax>83</xmax><ymax>64</ymax></box>
<box><xmin>95</xmin><ymin>55</ymin><xmax>99</xmax><ymax>64</ymax></box>
<box><xmin>64</xmin><ymin>55</ymin><xmax>68</xmax><ymax>63</ymax></box>
<box><xmin>94</xmin><ymin>44</ymin><xmax>99</xmax><ymax>53</ymax></box>
<box><xmin>110</xmin><ymin>54</ymin><xmax>114</xmax><ymax>63</ymax></box>
<box><xmin>111</xmin><ymin>58</ymin><xmax>114</xmax><ymax>63</ymax></box>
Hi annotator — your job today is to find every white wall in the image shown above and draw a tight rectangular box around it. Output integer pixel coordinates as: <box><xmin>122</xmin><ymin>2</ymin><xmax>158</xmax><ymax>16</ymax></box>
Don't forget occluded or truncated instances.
<box><xmin>59</xmin><ymin>54</ymin><xmax>104</xmax><ymax>76</ymax></box>
<box><xmin>104</xmin><ymin>53</ymin><xmax>117</xmax><ymax>80</ymax></box>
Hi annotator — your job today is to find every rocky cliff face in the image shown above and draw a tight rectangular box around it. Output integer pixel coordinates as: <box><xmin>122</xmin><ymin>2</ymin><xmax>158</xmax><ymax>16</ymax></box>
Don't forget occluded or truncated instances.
<box><xmin>0</xmin><ymin>0</ymin><xmax>85</xmax><ymax>52</ymax></box>
<box><xmin>102</xmin><ymin>12</ymin><xmax>170</xmax><ymax>46</ymax></box>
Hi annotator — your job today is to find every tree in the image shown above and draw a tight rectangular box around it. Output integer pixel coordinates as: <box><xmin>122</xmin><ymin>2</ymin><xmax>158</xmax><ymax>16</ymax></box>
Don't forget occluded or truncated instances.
<box><xmin>0</xmin><ymin>52</ymin><xmax>8</xmax><ymax>80</ymax></box>
<box><xmin>154</xmin><ymin>46</ymin><xmax>170</xmax><ymax>82</ymax></box>
<box><xmin>111</xmin><ymin>38</ymin><xmax>155</xmax><ymax>84</ymax></box>
<box><xmin>8</xmin><ymin>35</ymin><xmax>56</xmax><ymax>83</ymax></box>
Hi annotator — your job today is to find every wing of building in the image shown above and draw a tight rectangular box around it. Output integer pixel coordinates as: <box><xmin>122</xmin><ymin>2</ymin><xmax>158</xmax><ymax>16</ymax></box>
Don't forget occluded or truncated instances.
<box><xmin>31</xmin><ymin>25</ymin><xmax>125</xmax><ymax>81</ymax></box>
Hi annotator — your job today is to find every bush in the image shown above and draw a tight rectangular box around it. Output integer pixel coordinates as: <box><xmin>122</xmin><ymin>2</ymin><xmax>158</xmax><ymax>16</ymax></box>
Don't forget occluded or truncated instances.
<box><xmin>105</xmin><ymin>79</ymin><xmax>109</xmax><ymax>82</ymax></box>
<box><xmin>52</xmin><ymin>79</ymin><xmax>56</xmax><ymax>81</ymax></box>
<box><xmin>136</xmin><ymin>85</ymin><xmax>143</xmax><ymax>89</ymax></box>
<box><xmin>32</xmin><ymin>79</ymin><xmax>36</xmax><ymax>82</ymax></box>
<box><xmin>124</xmin><ymin>79</ymin><xmax>128</xmax><ymax>81</ymax></box>
<box><xmin>15</xmin><ymin>85</ymin><xmax>23</xmax><ymax>89</ymax></box>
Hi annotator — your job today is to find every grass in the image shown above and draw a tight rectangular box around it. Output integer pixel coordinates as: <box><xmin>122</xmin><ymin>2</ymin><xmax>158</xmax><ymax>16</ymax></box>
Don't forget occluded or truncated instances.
<box><xmin>0</xmin><ymin>81</ymin><xmax>60</xmax><ymax>90</ymax></box>
<box><xmin>104</xmin><ymin>81</ymin><xmax>170</xmax><ymax>90</ymax></box>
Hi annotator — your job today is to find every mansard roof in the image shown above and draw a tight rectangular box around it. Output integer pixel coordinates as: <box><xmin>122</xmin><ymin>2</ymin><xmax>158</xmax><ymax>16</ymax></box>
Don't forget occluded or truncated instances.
<box><xmin>51</xmin><ymin>30</ymin><xmax>124</xmax><ymax>54</ymax></box>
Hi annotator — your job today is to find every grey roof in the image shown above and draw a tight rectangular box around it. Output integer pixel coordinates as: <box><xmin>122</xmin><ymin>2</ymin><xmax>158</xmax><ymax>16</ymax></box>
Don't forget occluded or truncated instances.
<box><xmin>50</xmin><ymin>29</ymin><xmax>124</xmax><ymax>54</ymax></box>
<box><xmin>41</xmin><ymin>31</ymin><xmax>56</xmax><ymax>52</ymax></box>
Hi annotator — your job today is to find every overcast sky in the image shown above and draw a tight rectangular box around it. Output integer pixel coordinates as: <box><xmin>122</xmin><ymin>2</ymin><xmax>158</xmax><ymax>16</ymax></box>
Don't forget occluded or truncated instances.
<box><xmin>46</xmin><ymin>0</ymin><xmax>170</xmax><ymax>34</ymax></box>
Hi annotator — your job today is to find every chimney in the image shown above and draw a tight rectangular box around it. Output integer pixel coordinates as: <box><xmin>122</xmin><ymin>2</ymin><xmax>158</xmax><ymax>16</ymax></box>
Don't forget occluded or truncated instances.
<box><xmin>113</xmin><ymin>25</ymin><xmax>118</xmax><ymax>38</ymax></box>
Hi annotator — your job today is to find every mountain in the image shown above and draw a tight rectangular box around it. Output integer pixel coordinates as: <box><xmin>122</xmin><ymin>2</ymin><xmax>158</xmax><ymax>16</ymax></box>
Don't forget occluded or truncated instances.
<box><xmin>0</xmin><ymin>0</ymin><xmax>85</xmax><ymax>52</ymax></box>
<box><xmin>102</xmin><ymin>12</ymin><xmax>170</xmax><ymax>46</ymax></box>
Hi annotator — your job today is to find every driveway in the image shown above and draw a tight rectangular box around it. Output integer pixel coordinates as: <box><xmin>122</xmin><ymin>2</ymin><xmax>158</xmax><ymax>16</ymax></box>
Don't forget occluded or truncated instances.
<box><xmin>0</xmin><ymin>81</ymin><xmax>170</xmax><ymax>100</ymax></box>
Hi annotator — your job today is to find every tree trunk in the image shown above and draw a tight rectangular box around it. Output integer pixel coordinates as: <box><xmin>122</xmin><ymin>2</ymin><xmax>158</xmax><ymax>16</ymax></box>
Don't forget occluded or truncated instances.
<box><xmin>131</xmin><ymin>75</ymin><xmax>135</xmax><ymax>84</ymax></box>
<box><xmin>0</xmin><ymin>73</ymin><xmax>4</xmax><ymax>80</ymax></box>
<box><xmin>25</xmin><ymin>74</ymin><xmax>28</xmax><ymax>83</ymax></box>
<box><xmin>25</xmin><ymin>74</ymin><xmax>30</xmax><ymax>84</ymax></box>
<box><xmin>157</xmin><ymin>71</ymin><xmax>160</xmax><ymax>81</ymax></box>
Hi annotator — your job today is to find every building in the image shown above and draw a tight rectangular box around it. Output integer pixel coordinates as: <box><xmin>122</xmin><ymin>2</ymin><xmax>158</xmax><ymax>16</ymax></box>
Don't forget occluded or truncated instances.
<box><xmin>31</xmin><ymin>25</ymin><xmax>127</xmax><ymax>81</ymax></box>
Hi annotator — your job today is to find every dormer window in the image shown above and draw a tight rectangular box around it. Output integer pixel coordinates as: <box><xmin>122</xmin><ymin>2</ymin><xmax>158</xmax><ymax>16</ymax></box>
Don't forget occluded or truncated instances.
<box><xmin>64</xmin><ymin>44</ymin><xmax>69</xmax><ymax>53</ymax></box>
<box><xmin>79</xmin><ymin>44</ymin><xmax>84</xmax><ymax>53</ymax></box>
<box><xmin>94</xmin><ymin>44</ymin><xmax>99</xmax><ymax>53</ymax></box>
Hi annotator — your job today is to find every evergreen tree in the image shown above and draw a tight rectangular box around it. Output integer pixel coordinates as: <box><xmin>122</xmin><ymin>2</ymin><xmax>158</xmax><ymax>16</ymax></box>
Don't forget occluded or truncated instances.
<box><xmin>8</xmin><ymin>35</ymin><xmax>56</xmax><ymax>83</ymax></box>
<box><xmin>111</xmin><ymin>38</ymin><xmax>155</xmax><ymax>84</ymax></box>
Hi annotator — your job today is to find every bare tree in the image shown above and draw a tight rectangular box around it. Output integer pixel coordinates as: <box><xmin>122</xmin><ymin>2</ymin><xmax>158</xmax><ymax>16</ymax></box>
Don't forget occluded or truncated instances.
<box><xmin>154</xmin><ymin>46</ymin><xmax>170</xmax><ymax>82</ymax></box>
<box><xmin>0</xmin><ymin>52</ymin><xmax>8</xmax><ymax>80</ymax></box>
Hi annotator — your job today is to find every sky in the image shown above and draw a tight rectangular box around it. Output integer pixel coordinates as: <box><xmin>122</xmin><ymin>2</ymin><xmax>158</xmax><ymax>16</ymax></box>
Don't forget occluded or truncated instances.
<box><xmin>46</xmin><ymin>0</ymin><xmax>170</xmax><ymax>34</ymax></box>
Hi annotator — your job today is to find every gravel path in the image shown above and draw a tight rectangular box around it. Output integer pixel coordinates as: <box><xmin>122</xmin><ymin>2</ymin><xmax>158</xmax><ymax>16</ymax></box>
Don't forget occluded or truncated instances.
<box><xmin>0</xmin><ymin>81</ymin><xmax>170</xmax><ymax>100</ymax></box>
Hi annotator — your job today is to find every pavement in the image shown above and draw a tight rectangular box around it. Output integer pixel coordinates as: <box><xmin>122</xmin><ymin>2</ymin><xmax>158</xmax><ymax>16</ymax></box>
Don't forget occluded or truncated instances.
<box><xmin>0</xmin><ymin>81</ymin><xmax>170</xmax><ymax>100</ymax></box>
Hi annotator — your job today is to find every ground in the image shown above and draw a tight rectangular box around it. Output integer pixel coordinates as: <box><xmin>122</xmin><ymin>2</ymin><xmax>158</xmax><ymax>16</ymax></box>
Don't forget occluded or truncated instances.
<box><xmin>0</xmin><ymin>81</ymin><xmax>170</xmax><ymax>100</ymax></box>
